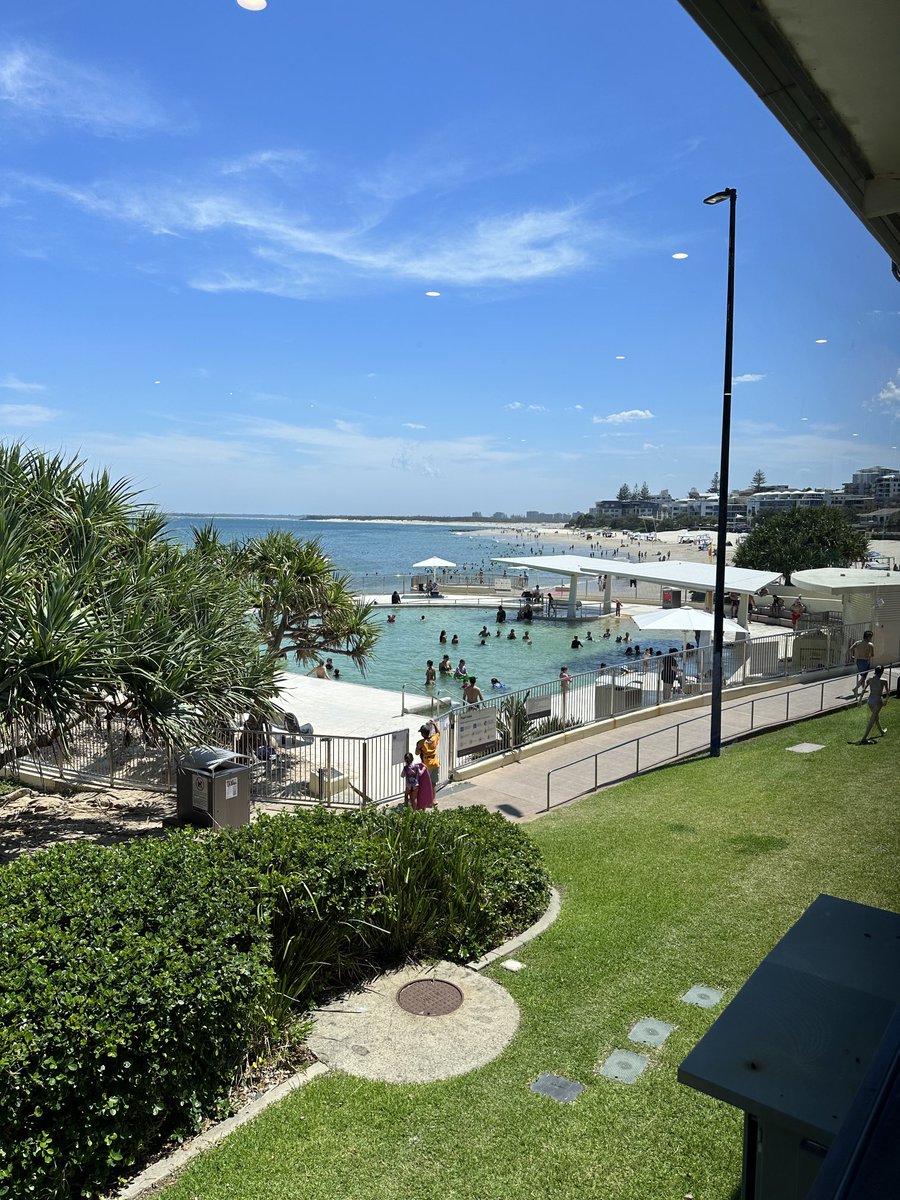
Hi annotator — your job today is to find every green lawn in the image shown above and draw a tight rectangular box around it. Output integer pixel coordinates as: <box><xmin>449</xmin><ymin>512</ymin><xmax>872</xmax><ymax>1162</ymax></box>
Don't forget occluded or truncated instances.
<box><xmin>161</xmin><ymin>707</ymin><xmax>898</xmax><ymax>1200</ymax></box>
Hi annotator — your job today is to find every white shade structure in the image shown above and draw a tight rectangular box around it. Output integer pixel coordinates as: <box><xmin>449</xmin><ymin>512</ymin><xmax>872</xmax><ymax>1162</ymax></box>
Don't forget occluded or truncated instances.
<box><xmin>631</xmin><ymin>607</ymin><xmax>745</xmax><ymax>635</ymax></box>
<box><xmin>412</xmin><ymin>557</ymin><xmax>456</xmax><ymax>569</ymax></box>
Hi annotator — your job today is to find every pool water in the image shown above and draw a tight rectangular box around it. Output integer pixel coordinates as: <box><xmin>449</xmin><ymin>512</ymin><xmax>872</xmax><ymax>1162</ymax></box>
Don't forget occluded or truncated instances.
<box><xmin>286</xmin><ymin>604</ymin><xmax>685</xmax><ymax>695</ymax></box>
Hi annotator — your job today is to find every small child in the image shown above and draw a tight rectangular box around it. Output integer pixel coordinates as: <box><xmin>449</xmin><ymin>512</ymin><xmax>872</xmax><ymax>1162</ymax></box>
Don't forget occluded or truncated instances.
<box><xmin>401</xmin><ymin>752</ymin><xmax>419</xmax><ymax>807</ymax></box>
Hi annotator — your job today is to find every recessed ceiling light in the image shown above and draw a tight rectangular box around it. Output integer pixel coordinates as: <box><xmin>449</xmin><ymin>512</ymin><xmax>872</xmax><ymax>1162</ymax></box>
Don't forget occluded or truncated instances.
<box><xmin>672</xmin><ymin>252</ymin><xmax>689</xmax><ymax>260</ymax></box>
<box><xmin>815</xmin><ymin>338</ymin><xmax>828</xmax><ymax>344</ymax></box>
<box><xmin>425</xmin><ymin>290</ymin><xmax>441</xmax><ymax>297</ymax></box>
<box><xmin>237</xmin><ymin>0</ymin><xmax>267</xmax><ymax>10</ymax></box>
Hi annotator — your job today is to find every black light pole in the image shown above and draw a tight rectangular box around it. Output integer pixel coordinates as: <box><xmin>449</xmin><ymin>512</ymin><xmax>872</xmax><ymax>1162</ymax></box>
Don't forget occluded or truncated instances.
<box><xmin>704</xmin><ymin>187</ymin><xmax>736</xmax><ymax>758</ymax></box>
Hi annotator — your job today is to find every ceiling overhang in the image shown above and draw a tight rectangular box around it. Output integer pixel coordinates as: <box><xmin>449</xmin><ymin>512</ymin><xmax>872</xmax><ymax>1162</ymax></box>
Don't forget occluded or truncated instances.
<box><xmin>678</xmin><ymin>0</ymin><xmax>900</xmax><ymax>278</ymax></box>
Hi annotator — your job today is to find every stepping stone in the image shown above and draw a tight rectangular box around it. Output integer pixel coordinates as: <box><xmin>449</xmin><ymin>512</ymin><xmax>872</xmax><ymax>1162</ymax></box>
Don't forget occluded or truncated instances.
<box><xmin>681</xmin><ymin>985</ymin><xmax>723</xmax><ymax>1009</ymax></box>
<box><xmin>597</xmin><ymin>1050</ymin><xmax>648</xmax><ymax>1085</ymax></box>
<box><xmin>529</xmin><ymin>1073</ymin><xmax>584</xmax><ymax>1103</ymax></box>
<box><xmin>628</xmin><ymin>1018</ymin><xmax>673</xmax><ymax>1047</ymax></box>
<box><xmin>787</xmin><ymin>742</ymin><xmax>825</xmax><ymax>753</ymax></box>
<box><xmin>500</xmin><ymin>959</ymin><xmax>526</xmax><ymax>972</ymax></box>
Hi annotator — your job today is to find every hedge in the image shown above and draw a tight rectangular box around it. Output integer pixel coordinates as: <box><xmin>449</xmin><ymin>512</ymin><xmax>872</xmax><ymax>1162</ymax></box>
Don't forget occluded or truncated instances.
<box><xmin>0</xmin><ymin>806</ymin><xmax>550</xmax><ymax>1199</ymax></box>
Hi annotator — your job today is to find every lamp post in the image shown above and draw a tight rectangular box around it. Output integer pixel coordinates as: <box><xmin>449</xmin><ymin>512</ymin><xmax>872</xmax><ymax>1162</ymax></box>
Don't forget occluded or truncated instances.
<box><xmin>703</xmin><ymin>187</ymin><xmax>736</xmax><ymax>758</ymax></box>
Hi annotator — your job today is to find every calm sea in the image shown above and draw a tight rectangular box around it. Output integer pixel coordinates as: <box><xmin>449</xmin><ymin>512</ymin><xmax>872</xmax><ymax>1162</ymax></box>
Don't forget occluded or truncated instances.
<box><xmin>163</xmin><ymin>515</ymin><xmax>637</xmax><ymax>692</ymax></box>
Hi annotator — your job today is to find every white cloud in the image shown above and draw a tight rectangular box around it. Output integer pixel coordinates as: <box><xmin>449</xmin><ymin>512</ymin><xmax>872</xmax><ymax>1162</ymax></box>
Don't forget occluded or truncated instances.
<box><xmin>401</xmin><ymin>422</ymin><xmax>426</xmax><ymax>429</ymax></box>
<box><xmin>15</xmin><ymin>167</ymin><xmax>630</xmax><ymax>296</ymax></box>
<box><xmin>0</xmin><ymin>43</ymin><xmax>174</xmax><ymax>136</ymax></box>
<box><xmin>642</xmin><ymin>442</ymin><xmax>663</xmax><ymax>451</ymax></box>
<box><xmin>592</xmin><ymin>409</ymin><xmax>654</xmax><ymax>425</ymax></box>
<box><xmin>527</xmin><ymin>404</ymin><xmax>546</xmax><ymax>412</ymax></box>
<box><xmin>505</xmin><ymin>402</ymin><xmax>524</xmax><ymax>411</ymax></box>
<box><xmin>1</xmin><ymin>374</ymin><xmax>46</xmax><ymax>392</ymax></box>
<box><xmin>733</xmin><ymin>373</ymin><xmax>766</xmax><ymax>384</ymax></box>
<box><xmin>871</xmin><ymin>369</ymin><xmax>900</xmax><ymax>409</ymax></box>
<box><xmin>0</xmin><ymin>403</ymin><xmax>57</xmax><ymax>424</ymax></box>
<box><xmin>219</xmin><ymin>149</ymin><xmax>312</xmax><ymax>177</ymax></box>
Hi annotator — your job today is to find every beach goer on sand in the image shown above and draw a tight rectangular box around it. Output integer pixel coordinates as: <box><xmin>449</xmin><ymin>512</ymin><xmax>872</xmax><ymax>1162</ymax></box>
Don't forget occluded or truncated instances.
<box><xmin>391</xmin><ymin>590</ymin><xmax>401</xmax><ymax>605</ymax></box>
<box><xmin>496</xmin><ymin>605</ymin><xmax>507</xmax><ymax>623</ymax></box>
<box><xmin>439</xmin><ymin>630</ymin><xmax>447</xmax><ymax>643</ymax></box>
<box><xmin>415</xmin><ymin>721</ymin><xmax>441</xmax><ymax>790</ymax></box>
<box><xmin>859</xmin><ymin>666</ymin><xmax>889</xmax><ymax>742</ymax></box>
<box><xmin>454</xmin><ymin>659</ymin><xmax>467</xmax><ymax>678</ymax></box>
<box><xmin>439</xmin><ymin>654</ymin><xmax>453</xmax><ymax>674</ymax></box>
<box><xmin>790</xmin><ymin>595</ymin><xmax>806</xmax><ymax>629</ymax></box>
<box><xmin>463</xmin><ymin>676</ymin><xmax>484</xmax><ymax>706</ymax></box>
<box><xmin>850</xmin><ymin>631</ymin><xmax>875</xmax><ymax>699</ymax></box>
<box><xmin>559</xmin><ymin>666</ymin><xmax>573</xmax><ymax>694</ymax></box>
<box><xmin>571</xmin><ymin>636</ymin><xmax>583</xmax><ymax>649</ymax></box>
<box><xmin>401</xmin><ymin>752</ymin><xmax>419</xmax><ymax>806</ymax></box>
<box><xmin>425</xmin><ymin>660</ymin><xmax>436</xmax><ymax>686</ymax></box>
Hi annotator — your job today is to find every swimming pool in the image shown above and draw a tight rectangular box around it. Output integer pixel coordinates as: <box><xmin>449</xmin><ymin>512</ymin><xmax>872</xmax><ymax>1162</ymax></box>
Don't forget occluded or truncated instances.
<box><xmin>284</xmin><ymin>603</ymin><xmax>684</xmax><ymax>695</ymax></box>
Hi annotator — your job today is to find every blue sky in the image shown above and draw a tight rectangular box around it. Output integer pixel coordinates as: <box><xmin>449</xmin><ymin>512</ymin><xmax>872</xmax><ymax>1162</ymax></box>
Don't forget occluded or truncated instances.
<box><xmin>1</xmin><ymin>0</ymin><xmax>898</xmax><ymax>516</ymax></box>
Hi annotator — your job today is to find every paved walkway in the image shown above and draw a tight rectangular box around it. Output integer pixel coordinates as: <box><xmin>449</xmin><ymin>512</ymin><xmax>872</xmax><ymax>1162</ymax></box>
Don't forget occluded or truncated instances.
<box><xmin>436</xmin><ymin>670</ymin><xmax>866</xmax><ymax>822</ymax></box>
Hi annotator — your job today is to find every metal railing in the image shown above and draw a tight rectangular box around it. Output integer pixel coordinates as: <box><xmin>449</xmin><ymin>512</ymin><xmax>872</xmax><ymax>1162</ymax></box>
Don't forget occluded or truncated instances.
<box><xmin>544</xmin><ymin>663</ymin><xmax>897</xmax><ymax>811</ymax></box>
<box><xmin>3</xmin><ymin>717</ymin><xmax>413</xmax><ymax>809</ymax></box>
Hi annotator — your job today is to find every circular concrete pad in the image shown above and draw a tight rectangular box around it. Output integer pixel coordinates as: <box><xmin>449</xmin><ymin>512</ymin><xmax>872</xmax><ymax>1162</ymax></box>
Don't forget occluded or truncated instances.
<box><xmin>308</xmin><ymin>960</ymin><xmax>520</xmax><ymax>1083</ymax></box>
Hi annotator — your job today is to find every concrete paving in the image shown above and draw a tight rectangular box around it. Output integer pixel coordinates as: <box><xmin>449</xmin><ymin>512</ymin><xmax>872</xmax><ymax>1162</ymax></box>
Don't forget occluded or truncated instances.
<box><xmin>307</xmin><ymin>960</ymin><xmax>519</xmax><ymax>1084</ymax></box>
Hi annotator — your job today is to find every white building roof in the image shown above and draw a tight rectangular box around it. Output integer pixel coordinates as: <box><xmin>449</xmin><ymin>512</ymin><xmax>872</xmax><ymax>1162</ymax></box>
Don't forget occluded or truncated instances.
<box><xmin>492</xmin><ymin>555</ymin><xmax>781</xmax><ymax>593</ymax></box>
<box><xmin>790</xmin><ymin>568</ymin><xmax>900</xmax><ymax>595</ymax></box>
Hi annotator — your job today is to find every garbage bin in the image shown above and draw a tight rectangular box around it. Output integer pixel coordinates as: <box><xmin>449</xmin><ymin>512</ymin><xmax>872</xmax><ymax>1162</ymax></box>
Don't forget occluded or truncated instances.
<box><xmin>175</xmin><ymin>746</ymin><xmax>252</xmax><ymax>828</ymax></box>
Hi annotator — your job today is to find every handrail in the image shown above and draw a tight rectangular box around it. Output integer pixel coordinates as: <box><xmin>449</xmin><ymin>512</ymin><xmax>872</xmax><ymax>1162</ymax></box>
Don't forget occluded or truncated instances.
<box><xmin>545</xmin><ymin>662</ymin><xmax>897</xmax><ymax>811</ymax></box>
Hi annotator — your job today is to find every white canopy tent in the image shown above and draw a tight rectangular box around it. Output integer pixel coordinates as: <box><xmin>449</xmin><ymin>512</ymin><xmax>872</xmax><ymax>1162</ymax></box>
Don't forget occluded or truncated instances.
<box><xmin>631</xmin><ymin>608</ymin><xmax>745</xmax><ymax>636</ymax></box>
<box><xmin>412</xmin><ymin>556</ymin><xmax>456</xmax><ymax>569</ymax></box>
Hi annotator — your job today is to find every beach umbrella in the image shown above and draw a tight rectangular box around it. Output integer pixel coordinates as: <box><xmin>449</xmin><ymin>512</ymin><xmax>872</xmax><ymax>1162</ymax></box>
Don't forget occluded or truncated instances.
<box><xmin>412</xmin><ymin>557</ymin><xmax>456</xmax><ymax>569</ymax></box>
<box><xmin>630</xmin><ymin>607</ymin><xmax>744</xmax><ymax>635</ymax></box>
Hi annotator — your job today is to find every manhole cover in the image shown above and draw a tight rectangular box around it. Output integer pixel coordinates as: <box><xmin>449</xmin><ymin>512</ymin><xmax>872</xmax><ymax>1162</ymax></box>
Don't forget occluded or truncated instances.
<box><xmin>397</xmin><ymin>979</ymin><xmax>463</xmax><ymax>1016</ymax></box>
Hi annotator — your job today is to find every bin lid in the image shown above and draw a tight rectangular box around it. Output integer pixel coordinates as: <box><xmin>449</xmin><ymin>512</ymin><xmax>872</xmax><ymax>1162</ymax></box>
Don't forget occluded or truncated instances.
<box><xmin>179</xmin><ymin>745</ymin><xmax>242</xmax><ymax>771</ymax></box>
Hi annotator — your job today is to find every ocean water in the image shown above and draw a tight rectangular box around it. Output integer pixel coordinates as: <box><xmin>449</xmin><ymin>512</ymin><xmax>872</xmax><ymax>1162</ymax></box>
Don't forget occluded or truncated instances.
<box><xmin>163</xmin><ymin>515</ymin><xmax>642</xmax><ymax>692</ymax></box>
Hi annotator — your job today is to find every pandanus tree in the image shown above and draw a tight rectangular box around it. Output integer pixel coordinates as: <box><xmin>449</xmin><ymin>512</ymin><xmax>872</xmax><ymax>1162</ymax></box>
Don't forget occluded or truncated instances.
<box><xmin>0</xmin><ymin>445</ymin><xmax>281</xmax><ymax>767</ymax></box>
<box><xmin>233</xmin><ymin>529</ymin><xmax>380</xmax><ymax>672</ymax></box>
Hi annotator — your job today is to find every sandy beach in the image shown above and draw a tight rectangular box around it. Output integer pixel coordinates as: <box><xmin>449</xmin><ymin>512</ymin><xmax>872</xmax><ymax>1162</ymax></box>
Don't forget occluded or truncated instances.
<box><xmin>468</xmin><ymin>522</ymin><xmax>900</xmax><ymax>571</ymax></box>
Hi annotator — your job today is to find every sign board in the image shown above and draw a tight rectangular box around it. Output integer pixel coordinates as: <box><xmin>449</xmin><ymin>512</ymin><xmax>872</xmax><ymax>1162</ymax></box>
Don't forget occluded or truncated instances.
<box><xmin>525</xmin><ymin>694</ymin><xmax>552</xmax><ymax>719</ymax></box>
<box><xmin>456</xmin><ymin>709</ymin><xmax>499</xmax><ymax>755</ymax></box>
<box><xmin>390</xmin><ymin>729</ymin><xmax>409</xmax><ymax>765</ymax></box>
<box><xmin>225</xmin><ymin>776</ymin><xmax>238</xmax><ymax>800</ymax></box>
<box><xmin>662</xmin><ymin>588</ymin><xmax>682</xmax><ymax>609</ymax></box>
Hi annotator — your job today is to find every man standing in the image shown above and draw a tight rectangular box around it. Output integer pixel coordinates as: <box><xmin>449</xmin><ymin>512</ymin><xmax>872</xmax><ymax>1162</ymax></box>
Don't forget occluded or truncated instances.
<box><xmin>850</xmin><ymin>630</ymin><xmax>875</xmax><ymax>700</ymax></box>
<box><xmin>425</xmin><ymin>659</ymin><xmax>436</xmax><ymax>687</ymax></box>
<box><xmin>790</xmin><ymin>595</ymin><xmax>806</xmax><ymax>629</ymax></box>
<box><xmin>462</xmin><ymin>676</ymin><xmax>484</xmax><ymax>706</ymax></box>
<box><xmin>661</xmin><ymin>649</ymin><xmax>678</xmax><ymax>702</ymax></box>
<box><xmin>415</xmin><ymin>720</ymin><xmax>441</xmax><ymax>789</ymax></box>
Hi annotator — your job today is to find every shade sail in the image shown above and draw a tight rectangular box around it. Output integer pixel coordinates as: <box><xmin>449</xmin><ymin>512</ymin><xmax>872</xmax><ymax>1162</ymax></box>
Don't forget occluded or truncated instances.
<box><xmin>630</xmin><ymin>608</ymin><xmax>745</xmax><ymax>634</ymax></box>
<box><xmin>413</xmin><ymin>556</ymin><xmax>456</xmax><ymax>569</ymax></box>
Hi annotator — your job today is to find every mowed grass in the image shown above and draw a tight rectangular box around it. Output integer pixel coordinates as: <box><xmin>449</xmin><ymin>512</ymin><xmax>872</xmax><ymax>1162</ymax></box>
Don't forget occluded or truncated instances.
<box><xmin>161</xmin><ymin>706</ymin><xmax>898</xmax><ymax>1200</ymax></box>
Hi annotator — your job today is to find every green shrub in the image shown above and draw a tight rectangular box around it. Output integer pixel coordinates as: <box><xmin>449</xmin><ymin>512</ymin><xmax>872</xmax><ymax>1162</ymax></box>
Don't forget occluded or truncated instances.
<box><xmin>0</xmin><ymin>832</ymin><xmax>274</xmax><ymax>1200</ymax></box>
<box><xmin>0</xmin><ymin>806</ymin><xmax>550</xmax><ymax>1198</ymax></box>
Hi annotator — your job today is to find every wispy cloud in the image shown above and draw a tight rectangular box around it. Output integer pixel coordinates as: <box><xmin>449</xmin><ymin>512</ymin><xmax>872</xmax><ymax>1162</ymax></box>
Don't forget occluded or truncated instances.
<box><xmin>642</xmin><ymin>442</ymin><xmax>663</xmax><ymax>451</ymax></box>
<box><xmin>219</xmin><ymin>149</ymin><xmax>313</xmax><ymax>178</ymax></box>
<box><xmin>13</xmin><ymin>163</ymin><xmax>636</xmax><ymax>296</ymax></box>
<box><xmin>0</xmin><ymin>403</ymin><xmax>57</xmax><ymax>424</ymax></box>
<box><xmin>402</xmin><ymin>422</ymin><xmax>426</xmax><ymax>429</ymax></box>
<box><xmin>733</xmin><ymin>373</ymin><xmax>766</xmax><ymax>384</ymax></box>
<box><xmin>1</xmin><ymin>373</ymin><xmax>46</xmax><ymax>392</ymax></box>
<box><xmin>593</xmin><ymin>409</ymin><xmax>654</xmax><ymax>425</ymax></box>
<box><xmin>0</xmin><ymin>43</ymin><xmax>176</xmax><ymax>136</ymax></box>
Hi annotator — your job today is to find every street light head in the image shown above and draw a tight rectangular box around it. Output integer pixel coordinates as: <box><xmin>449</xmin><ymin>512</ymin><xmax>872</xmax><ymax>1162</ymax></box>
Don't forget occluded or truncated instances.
<box><xmin>703</xmin><ymin>189</ymin><xmax>735</xmax><ymax>205</ymax></box>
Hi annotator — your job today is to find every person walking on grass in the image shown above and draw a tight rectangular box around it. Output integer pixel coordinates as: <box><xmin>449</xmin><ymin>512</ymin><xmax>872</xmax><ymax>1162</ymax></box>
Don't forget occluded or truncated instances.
<box><xmin>859</xmin><ymin>666</ymin><xmax>889</xmax><ymax>743</ymax></box>
<box><xmin>849</xmin><ymin>631</ymin><xmax>875</xmax><ymax>699</ymax></box>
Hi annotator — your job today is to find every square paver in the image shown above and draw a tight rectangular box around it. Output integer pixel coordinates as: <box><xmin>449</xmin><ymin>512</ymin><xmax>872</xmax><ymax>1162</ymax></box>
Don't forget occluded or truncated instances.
<box><xmin>628</xmin><ymin>1018</ymin><xmax>674</xmax><ymax>1048</ymax></box>
<box><xmin>786</xmin><ymin>742</ymin><xmax>825</xmax><ymax>754</ymax></box>
<box><xmin>529</xmin><ymin>1072</ymin><xmax>584</xmax><ymax>1103</ymax></box>
<box><xmin>681</xmin><ymin>985</ymin><xmax>724</xmax><ymax>1009</ymax></box>
<box><xmin>597</xmin><ymin>1050</ymin><xmax>648</xmax><ymax>1085</ymax></box>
